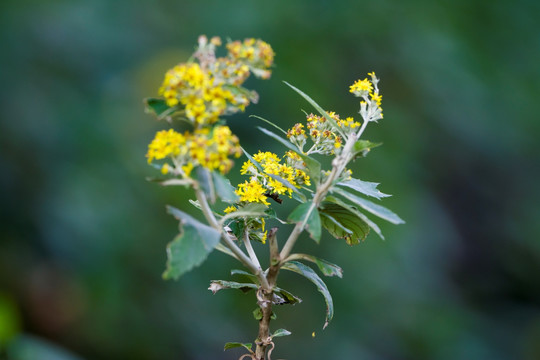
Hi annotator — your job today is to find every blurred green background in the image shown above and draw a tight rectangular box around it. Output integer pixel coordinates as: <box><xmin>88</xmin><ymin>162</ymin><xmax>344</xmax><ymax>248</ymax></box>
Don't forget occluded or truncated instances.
<box><xmin>1</xmin><ymin>0</ymin><xmax>539</xmax><ymax>359</ymax></box>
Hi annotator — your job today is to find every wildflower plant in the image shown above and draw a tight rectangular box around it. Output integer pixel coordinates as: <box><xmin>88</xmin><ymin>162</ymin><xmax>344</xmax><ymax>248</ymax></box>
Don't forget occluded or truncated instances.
<box><xmin>144</xmin><ymin>35</ymin><xmax>403</xmax><ymax>360</ymax></box>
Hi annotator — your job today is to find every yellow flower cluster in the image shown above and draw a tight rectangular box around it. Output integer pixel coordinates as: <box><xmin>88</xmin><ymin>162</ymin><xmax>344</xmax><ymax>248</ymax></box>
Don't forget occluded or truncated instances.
<box><xmin>148</xmin><ymin>36</ymin><xmax>275</xmax><ymax>179</ymax></box>
<box><xmin>158</xmin><ymin>36</ymin><xmax>274</xmax><ymax>127</ymax></box>
<box><xmin>350</xmin><ymin>72</ymin><xmax>383</xmax><ymax>122</ymax></box>
<box><xmin>287</xmin><ymin>111</ymin><xmax>359</xmax><ymax>155</ymax></box>
<box><xmin>235</xmin><ymin>151</ymin><xmax>311</xmax><ymax>206</ymax></box>
<box><xmin>227</xmin><ymin>38</ymin><xmax>275</xmax><ymax>79</ymax></box>
<box><xmin>146</xmin><ymin>125</ymin><xmax>241</xmax><ymax>176</ymax></box>
<box><xmin>146</xmin><ymin>129</ymin><xmax>186</xmax><ymax>163</ymax></box>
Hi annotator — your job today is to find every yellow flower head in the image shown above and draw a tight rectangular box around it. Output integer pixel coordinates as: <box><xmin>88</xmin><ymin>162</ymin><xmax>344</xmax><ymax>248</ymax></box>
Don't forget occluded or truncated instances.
<box><xmin>235</xmin><ymin>179</ymin><xmax>270</xmax><ymax>206</ymax></box>
<box><xmin>349</xmin><ymin>78</ymin><xmax>373</xmax><ymax>95</ymax></box>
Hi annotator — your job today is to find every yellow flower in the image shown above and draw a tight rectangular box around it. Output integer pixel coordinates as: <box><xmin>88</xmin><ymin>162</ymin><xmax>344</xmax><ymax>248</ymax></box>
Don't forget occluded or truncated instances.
<box><xmin>349</xmin><ymin>78</ymin><xmax>373</xmax><ymax>95</ymax></box>
<box><xmin>146</xmin><ymin>129</ymin><xmax>186</xmax><ymax>163</ymax></box>
<box><xmin>235</xmin><ymin>179</ymin><xmax>270</xmax><ymax>205</ymax></box>
<box><xmin>161</xmin><ymin>163</ymin><xmax>170</xmax><ymax>175</ymax></box>
<box><xmin>224</xmin><ymin>206</ymin><xmax>237</xmax><ymax>214</ymax></box>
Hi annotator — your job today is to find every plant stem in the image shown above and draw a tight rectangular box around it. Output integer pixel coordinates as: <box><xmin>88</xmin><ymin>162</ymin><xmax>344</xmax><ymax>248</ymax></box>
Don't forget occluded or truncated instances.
<box><xmin>255</xmin><ymin>228</ymin><xmax>280</xmax><ymax>360</ymax></box>
<box><xmin>195</xmin><ymin>189</ymin><xmax>270</xmax><ymax>289</ymax></box>
<box><xmin>279</xmin><ymin>130</ymin><xmax>362</xmax><ymax>261</ymax></box>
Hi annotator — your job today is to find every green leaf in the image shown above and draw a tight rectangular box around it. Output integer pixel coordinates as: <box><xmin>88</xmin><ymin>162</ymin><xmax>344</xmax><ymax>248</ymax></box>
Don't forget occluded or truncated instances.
<box><xmin>250</xmin><ymin>114</ymin><xmax>287</xmax><ymax>135</ymax></box>
<box><xmin>273</xmin><ymin>287</ymin><xmax>302</xmax><ymax>305</ymax></box>
<box><xmin>257</xmin><ymin>127</ymin><xmax>321</xmax><ymax>185</ymax></box>
<box><xmin>231</xmin><ymin>269</ymin><xmax>260</xmax><ymax>284</ymax></box>
<box><xmin>271</xmin><ymin>329</ymin><xmax>292</xmax><ymax>338</ymax></box>
<box><xmin>144</xmin><ymin>98</ymin><xmax>170</xmax><ymax>118</ymax></box>
<box><xmin>195</xmin><ymin>167</ymin><xmax>216</xmax><ymax>204</ymax></box>
<box><xmin>332</xmin><ymin>187</ymin><xmax>405</xmax><ymax>225</ymax></box>
<box><xmin>224</xmin><ymin>342</ymin><xmax>253</xmax><ymax>352</ymax></box>
<box><xmin>293</xmin><ymin>254</ymin><xmax>343</xmax><ymax>278</ymax></box>
<box><xmin>337</xmin><ymin>178</ymin><xmax>390</xmax><ymax>200</ymax></box>
<box><xmin>325</xmin><ymin>195</ymin><xmax>384</xmax><ymax>240</ymax></box>
<box><xmin>283</xmin><ymin>81</ymin><xmax>345</xmax><ymax>138</ymax></box>
<box><xmin>288</xmin><ymin>202</ymin><xmax>321</xmax><ymax>243</ymax></box>
<box><xmin>212</xmin><ymin>172</ymin><xmax>239</xmax><ymax>203</ymax></box>
<box><xmin>319</xmin><ymin>203</ymin><xmax>370</xmax><ymax>245</ymax></box>
<box><xmin>163</xmin><ymin>206</ymin><xmax>221</xmax><ymax>280</ymax></box>
<box><xmin>226</xmin><ymin>219</ymin><xmax>245</xmax><ymax>240</ymax></box>
<box><xmin>253</xmin><ymin>307</ymin><xmax>263</xmax><ymax>320</ymax></box>
<box><xmin>281</xmin><ymin>261</ymin><xmax>334</xmax><ymax>329</ymax></box>
<box><xmin>353</xmin><ymin>140</ymin><xmax>382</xmax><ymax>157</ymax></box>
<box><xmin>208</xmin><ymin>280</ymin><xmax>257</xmax><ymax>294</ymax></box>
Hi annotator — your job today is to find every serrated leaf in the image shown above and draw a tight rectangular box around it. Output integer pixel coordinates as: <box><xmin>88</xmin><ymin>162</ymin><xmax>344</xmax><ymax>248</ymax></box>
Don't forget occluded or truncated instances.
<box><xmin>281</xmin><ymin>261</ymin><xmax>333</xmax><ymax>328</ymax></box>
<box><xmin>257</xmin><ymin>127</ymin><xmax>321</xmax><ymax>185</ymax></box>
<box><xmin>353</xmin><ymin>140</ymin><xmax>382</xmax><ymax>157</ymax></box>
<box><xmin>212</xmin><ymin>172</ymin><xmax>239</xmax><ymax>203</ymax></box>
<box><xmin>283</xmin><ymin>82</ymin><xmax>346</xmax><ymax>138</ymax></box>
<box><xmin>332</xmin><ymin>187</ymin><xmax>404</xmax><ymax>225</ymax></box>
<box><xmin>288</xmin><ymin>202</ymin><xmax>321</xmax><ymax>243</ymax></box>
<box><xmin>195</xmin><ymin>167</ymin><xmax>216</xmax><ymax>204</ymax></box>
<box><xmin>163</xmin><ymin>206</ymin><xmax>221</xmax><ymax>280</ymax></box>
<box><xmin>320</xmin><ymin>204</ymin><xmax>370</xmax><ymax>245</ymax></box>
<box><xmin>337</xmin><ymin>178</ymin><xmax>390</xmax><ymax>200</ymax></box>
<box><xmin>325</xmin><ymin>195</ymin><xmax>384</xmax><ymax>240</ymax></box>
<box><xmin>208</xmin><ymin>280</ymin><xmax>257</xmax><ymax>294</ymax></box>
<box><xmin>224</xmin><ymin>342</ymin><xmax>253</xmax><ymax>352</ymax></box>
<box><xmin>271</xmin><ymin>329</ymin><xmax>292</xmax><ymax>338</ymax></box>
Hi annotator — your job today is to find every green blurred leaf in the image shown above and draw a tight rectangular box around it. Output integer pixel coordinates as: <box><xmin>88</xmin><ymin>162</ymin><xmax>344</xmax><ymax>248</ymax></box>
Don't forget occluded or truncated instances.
<box><xmin>257</xmin><ymin>126</ymin><xmax>321</xmax><ymax>185</ymax></box>
<box><xmin>353</xmin><ymin>140</ymin><xmax>382</xmax><ymax>157</ymax></box>
<box><xmin>195</xmin><ymin>167</ymin><xmax>216</xmax><ymax>204</ymax></box>
<box><xmin>144</xmin><ymin>98</ymin><xmax>169</xmax><ymax>117</ymax></box>
<box><xmin>208</xmin><ymin>280</ymin><xmax>257</xmax><ymax>294</ymax></box>
<box><xmin>332</xmin><ymin>187</ymin><xmax>405</xmax><ymax>225</ymax></box>
<box><xmin>325</xmin><ymin>195</ymin><xmax>384</xmax><ymax>240</ymax></box>
<box><xmin>337</xmin><ymin>178</ymin><xmax>390</xmax><ymax>200</ymax></box>
<box><xmin>163</xmin><ymin>206</ymin><xmax>221</xmax><ymax>280</ymax></box>
<box><xmin>281</xmin><ymin>261</ymin><xmax>333</xmax><ymax>329</ymax></box>
<box><xmin>271</xmin><ymin>329</ymin><xmax>292</xmax><ymax>338</ymax></box>
<box><xmin>224</xmin><ymin>342</ymin><xmax>253</xmax><ymax>352</ymax></box>
<box><xmin>253</xmin><ymin>307</ymin><xmax>263</xmax><ymax>320</ymax></box>
<box><xmin>0</xmin><ymin>294</ymin><xmax>20</xmax><ymax>346</ymax></box>
<box><xmin>7</xmin><ymin>335</ymin><xmax>84</xmax><ymax>360</ymax></box>
<box><xmin>212</xmin><ymin>172</ymin><xmax>239</xmax><ymax>203</ymax></box>
<box><xmin>320</xmin><ymin>203</ymin><xmax>370</xmax><ymax>245</ymax></box>
<box><xmin>288</xmin><ymin>202</ymin><xmax>321</xmax><ymax>243</ymax></box>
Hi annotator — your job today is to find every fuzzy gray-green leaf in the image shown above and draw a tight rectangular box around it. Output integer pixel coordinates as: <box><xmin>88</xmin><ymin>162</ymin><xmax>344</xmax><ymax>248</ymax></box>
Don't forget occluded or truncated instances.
<box><xmin>163</xmin><ymin>206</ymin><xmax>221</xmax><ymax>280</ymax></box>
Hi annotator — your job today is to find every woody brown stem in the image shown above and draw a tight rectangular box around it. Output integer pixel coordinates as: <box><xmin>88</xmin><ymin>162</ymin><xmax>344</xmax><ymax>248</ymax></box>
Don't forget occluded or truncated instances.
<box><xmin>255</xmin><ymin>228</ymin><xmax>280</xmax><ymax>360</ymax></box>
